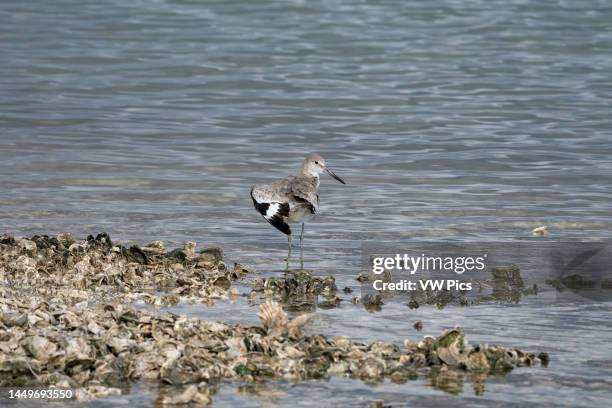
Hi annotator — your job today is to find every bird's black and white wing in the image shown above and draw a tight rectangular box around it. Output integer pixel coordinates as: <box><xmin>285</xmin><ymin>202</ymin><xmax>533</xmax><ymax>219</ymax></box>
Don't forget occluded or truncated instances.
<box><xmin>250</xmin><ymin>185</ymin><xmax>292</xmax><ymax>235</ymax></box>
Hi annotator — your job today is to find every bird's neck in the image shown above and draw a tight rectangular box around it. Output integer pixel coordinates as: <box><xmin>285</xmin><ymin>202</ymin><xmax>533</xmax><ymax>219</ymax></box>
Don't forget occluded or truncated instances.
<box><xmin>297</xmin><ymin>168</ymin><xmax>320</xmax><ymax>186</ymax></box>
<box><xmin>298</xmin><ymin>166</ymin><xmax>319</xmax><ymax>179</ymax></box>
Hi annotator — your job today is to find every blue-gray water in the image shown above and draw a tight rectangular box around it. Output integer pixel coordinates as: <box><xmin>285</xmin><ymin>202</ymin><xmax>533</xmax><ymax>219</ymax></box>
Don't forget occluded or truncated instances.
<box><xmin>1</xmin><ymin>0</ymin><xmax>612</xmax><ymax>406</ymax></box>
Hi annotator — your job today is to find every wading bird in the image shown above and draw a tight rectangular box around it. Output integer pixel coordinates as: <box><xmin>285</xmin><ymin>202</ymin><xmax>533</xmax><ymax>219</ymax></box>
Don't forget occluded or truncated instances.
<box><xmin>250</xmin><ymin>153</ymin><xmax>345</xmax><ymax>264</ymax></box>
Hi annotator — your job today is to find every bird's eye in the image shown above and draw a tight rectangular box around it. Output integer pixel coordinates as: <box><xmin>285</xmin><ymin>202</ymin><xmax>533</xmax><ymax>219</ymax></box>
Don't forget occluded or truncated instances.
<box><xmin>314</xmin><ymin>161</ymin><xmax>319</xmax><ymax>164</ymax></box>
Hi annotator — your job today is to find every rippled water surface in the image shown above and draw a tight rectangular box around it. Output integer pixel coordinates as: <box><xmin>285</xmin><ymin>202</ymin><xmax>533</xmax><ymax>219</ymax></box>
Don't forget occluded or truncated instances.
<box><xmin>1</xmin><ymin>0</ymin><xmax>612</xmax><ymax>406</ymax></box>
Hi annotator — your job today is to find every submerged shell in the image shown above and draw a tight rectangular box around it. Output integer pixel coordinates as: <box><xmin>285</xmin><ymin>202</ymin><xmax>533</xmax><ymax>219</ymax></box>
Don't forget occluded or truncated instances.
<box><xmin>531</xmin><ymin>226</ymin><xmax>548</xmax><ymax>236</ymax></box>
<box><xmin>160</xmin><ymin>385</ymin><xmax>212</xmax><ymax>405</ymax></box>
<box><xmin>465</xmin><ymin>351</ymin><xmax>491</xmax><ymax>372</ymax></box>
<box><xmin>75</xmin><ymin>385</ymin><xmax>122</xmax><ymax>402</ymax></box>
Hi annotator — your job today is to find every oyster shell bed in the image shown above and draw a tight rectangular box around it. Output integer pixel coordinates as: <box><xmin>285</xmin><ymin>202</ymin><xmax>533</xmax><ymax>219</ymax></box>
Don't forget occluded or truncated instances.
<box><xmin>0</xmin><ymin>233</ymin><xmax>548</xmax><ymax>404</ymax></box>
<box><xmin>0</xmin><ymin>232</ymin><xmax>240</xmax><ymax>307</ymax></box>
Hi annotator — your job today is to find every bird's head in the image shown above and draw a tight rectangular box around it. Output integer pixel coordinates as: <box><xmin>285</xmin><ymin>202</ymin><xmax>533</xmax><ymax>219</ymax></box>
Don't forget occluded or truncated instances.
<box><xmin>301</xmin><ymin>153</ymin><xmax>345</xmax><ymax>184</ymax></box>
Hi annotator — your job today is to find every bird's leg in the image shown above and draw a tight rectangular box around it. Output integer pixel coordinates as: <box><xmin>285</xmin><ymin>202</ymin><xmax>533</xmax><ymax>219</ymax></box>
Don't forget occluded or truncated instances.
<box><xmin>286</xmin><ymin>234</ymin><xmax>292</xmax><ymax>265</ymax></box>
<box><xmin>300</xmin><ymin>223</ymin><xmax>305</xmax><ymax>249</ymax></box>
<box><xmin>300</xmin><ymin>223</ymin><xmax>304</xmax><ymax>269</ymax></box>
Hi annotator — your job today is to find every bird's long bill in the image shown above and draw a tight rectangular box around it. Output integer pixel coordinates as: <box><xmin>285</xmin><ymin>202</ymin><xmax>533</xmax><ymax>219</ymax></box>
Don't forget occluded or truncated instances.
<box><xmin>325</xmin><ymin>167</ymin><xmax>346</xmax><ymax>184</ymax></box>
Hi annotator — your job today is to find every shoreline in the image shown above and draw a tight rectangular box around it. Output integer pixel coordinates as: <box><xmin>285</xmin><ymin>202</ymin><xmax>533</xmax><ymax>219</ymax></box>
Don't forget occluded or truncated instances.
<box><xmin>0</xmin><ymin>232</ymin><xmax>548</xmax><ymax>405</ymax></box>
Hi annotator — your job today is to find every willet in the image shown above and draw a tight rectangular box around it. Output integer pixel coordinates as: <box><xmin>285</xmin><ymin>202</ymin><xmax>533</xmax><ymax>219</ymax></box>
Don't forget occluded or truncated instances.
<box><xmin>250</xmin><ymin>153</ymin><xmax>345</xmax><ymax>264</ymax></box>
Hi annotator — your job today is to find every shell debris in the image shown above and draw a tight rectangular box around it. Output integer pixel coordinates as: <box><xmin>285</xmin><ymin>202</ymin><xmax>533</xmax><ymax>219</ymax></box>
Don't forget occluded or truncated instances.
<box><xmin>0</xmin><ymin>232</ymin><xmax>548</xmax><ymax>404</ymax></box>
<box><xmin>531</xmin><ymin>225</ymin><xmax>548</xmax><ymax>236</ymax></box>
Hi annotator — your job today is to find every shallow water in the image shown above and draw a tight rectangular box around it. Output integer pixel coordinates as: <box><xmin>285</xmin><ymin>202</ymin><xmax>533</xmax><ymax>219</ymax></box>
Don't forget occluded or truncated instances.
<box><xmin>1</xmin><ymin>0</ymin><xmax>612</xmax><ymax>406</ymax></box>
